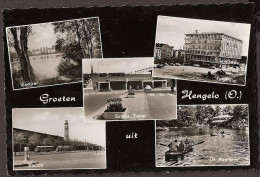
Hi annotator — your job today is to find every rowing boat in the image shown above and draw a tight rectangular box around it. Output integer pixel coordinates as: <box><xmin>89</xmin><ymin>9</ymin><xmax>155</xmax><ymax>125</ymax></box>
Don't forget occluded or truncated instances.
<box><xmin>165</xmin><ymin>146</ymin><xmax>193</xmax><ymax>161</ymax></box>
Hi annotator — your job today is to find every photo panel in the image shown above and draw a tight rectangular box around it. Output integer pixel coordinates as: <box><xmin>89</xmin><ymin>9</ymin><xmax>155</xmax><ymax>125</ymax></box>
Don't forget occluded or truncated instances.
<box><xmin>12</xmin><ymin>107</ymin><xmax>106</xmax><ymax>170</ymax></box>
<box><xmin>156</xmin><ymin>104</ymin><xmax>249</xmax><ymax>167</ymax></box>
<box><xmin>82</xmin><ymin>57</ymin><xmax>177</xmax><ymax>121</ymax></box>
<box><xmin>153</xmin><ymin>16</ymin><xmax>251</xmax><ymax>86</ymax></box>
<box><xmin>6</xmin><ymin>17</ymin><xmax>103</xmax><ymax>90</ymax></box>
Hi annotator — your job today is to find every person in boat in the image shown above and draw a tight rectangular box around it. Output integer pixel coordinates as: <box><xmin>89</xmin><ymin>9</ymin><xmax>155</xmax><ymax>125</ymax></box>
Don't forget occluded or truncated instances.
<box><xmin>168</xmin><ymin>139</ymin><xmax>179</xmax><ymax>152</ymax></box>
<box><xmin>184</xmin><ymin>138</ymin><xmax>189</xmax><ymax>147</ymax></box>
<box><xmin>178</xmin><ymin>141</ymin><xmax>185</xmax><ymax>152</ymax></box>
<box><xmin>220</xmin><ymin>130</ymin><xmax>225</xmax><ymax>135</ymax></box>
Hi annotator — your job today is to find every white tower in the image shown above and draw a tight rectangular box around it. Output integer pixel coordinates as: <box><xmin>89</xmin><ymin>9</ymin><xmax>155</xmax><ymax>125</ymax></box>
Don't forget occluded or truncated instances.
<box><xmin>64</xmin><ymin>120</ymin><xmax>69</xmax><ymax>141</ymax></box>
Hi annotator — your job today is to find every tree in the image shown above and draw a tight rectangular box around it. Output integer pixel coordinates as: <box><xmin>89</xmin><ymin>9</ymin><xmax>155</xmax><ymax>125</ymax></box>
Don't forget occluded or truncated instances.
<box><xmin>52</xmin><ymin>18</ymin><xmax>101</xmax><ymax>78</ymax></box>
<box><xmin>205</xmin><ymin>106</ymin><xmax>215</xmax><ymax>118</ymax></box>
<box><xmin>196</xmin><ymin>106</ymin><xmax>208</xmax><ymax>124</ymax></box>
<box><xmin>13</xmin><ymin>132</ymin><xmax>26</xmax><ymax>153</ymax></box>
<box><xmin>232</xmin><ymin>105</ymin><xmax>248</xmax><ymax>121</ymax></box>
<box><xmin>53</xmin><ymin>18</ymin><xmax>101</xmax><ymax>60</ymax></box>
<box><xmin>214</xmin><ymin>105</ymin><xmax>222</xmax><ymax>116</ymax></box>
<box><xmin>28</xmin><ymin>133</ymin><xmax>41</xmax><ymax>145</ymax></box>
<box><xmin>42</xmin><ymin>137</ymin><xmax>51</xmax><ymax>146</ymax></box>
<box><xmin>223</xmin><ymin>105</ymin><xmax>233</xmax><ymax>115</ymax></box>
<box><xmin>7</xmin><ymin>26</ymin><xmax>35</xmax><ymax>84</ymax></box>
<box><xmin>177</xmin><ymin>106</ymin><xmax>196</xmax><ymax>126</ymax></box>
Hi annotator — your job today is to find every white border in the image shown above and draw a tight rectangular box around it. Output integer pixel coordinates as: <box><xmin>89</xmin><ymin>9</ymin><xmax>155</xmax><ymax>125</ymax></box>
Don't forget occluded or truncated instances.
<box><xmin>152</xmin><ymin>15</ymin><xmax>251</xmax><ymax>87</ymax></box>
<box><xmin>82</xmin><ymin>57</ymin><xmax>177</xmax><ymax>122</ymax></box>
<box><xmin>6</xmin><ymin>17</ymin><xmax>103</xmax><ymax>91</ymax></box>
<box><xmin>155</xmin><ymin>103</ymin><xmax>250</xmax><ymax>167</ymax></box>
<box><xmin>12</xmin><ymin>107</ymin><xmax>107</xmax><ymax>170</ymax></box>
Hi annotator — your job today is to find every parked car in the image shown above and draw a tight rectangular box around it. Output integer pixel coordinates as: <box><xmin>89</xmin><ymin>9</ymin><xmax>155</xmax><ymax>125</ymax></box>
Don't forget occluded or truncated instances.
<box><xmin>144</xmin><ymin>85</ymin><xmax>152</xmax><ymax>91</ymax></box>
<box><xmin>168</xmin><ymin>63</ymin><xmax>175</xmax><ymax>66</ymax></box>
<box><xmin>210</xmin><ymin>66</ymin><xmax>216</xmax><ymax>69</ymax></box>
<box><xmin>193</xmin><ymin>64</ymin><xmax>200</xmax><ymax>67</ymax></box>
<box><xmin>175</xmin><ymin>63</ymin><xmax>181</xmax><ymax>66</ymax></box>
<box><xmin>163</xmin><ymin>63</ymin><xmax>168</xmax><ymax>66</ymax></box>
<box><xmin>216</xmin><ymin>70</ymin><xmax>226</xmax><ymax>75</ymax></box>
<box><xmin>202</xmin><ymin>73</ymin><xmax>216</xmax><ymax>79</ymax></box>
<box><xmin>157</xmin><ymin>64</ymin><xmax>164</xmax><ymax>68</ymax></box>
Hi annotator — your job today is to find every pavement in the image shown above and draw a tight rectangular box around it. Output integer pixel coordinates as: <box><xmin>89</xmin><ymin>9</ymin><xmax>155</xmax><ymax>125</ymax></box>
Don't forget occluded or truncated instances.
<box><xmin>14</xmin><ymin>160</ymin><xmax>39</xmax><ymax>167</ymax></box>
<box><xmin>14</xmin><ymin>151</ymin><xmax>106</xmax><ymax>169</ymax></box>
<box><xmin>153</xmin><ymin>65</ymin><xmax>246</xmax><ymax>85</ymax></box>
<box><xmin>84</xmin><ymin>89</ymin><xmax>128</xmax><ymax>117</ymax></box>
<box><xmin>84</xmin><ymin>88</ymin><xmax>176</xmax><ymax>121</ymax></box>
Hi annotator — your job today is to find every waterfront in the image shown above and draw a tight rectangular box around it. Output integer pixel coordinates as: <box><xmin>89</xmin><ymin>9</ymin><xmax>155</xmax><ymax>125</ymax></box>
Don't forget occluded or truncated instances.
<box><xmin>30</xmin><ymin>53</ymin><xmax>63</xmax><ymax>80</ymax></box>
<box><xmin>156</xmin><ymin>127</ymin><xmax>249</xmax><ymax>167</ymax></box>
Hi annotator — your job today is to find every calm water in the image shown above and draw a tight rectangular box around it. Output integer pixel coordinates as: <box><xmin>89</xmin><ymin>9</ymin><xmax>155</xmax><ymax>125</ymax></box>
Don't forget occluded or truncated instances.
<box><xmin>30</xmin><ymin>53</ymin><xmax>63</xmax><ymax>80</ymax></box>
<box><xmin>156</xmin><ymin>127</ymin><xmax>249</xmax><ymax>167</ymax></box>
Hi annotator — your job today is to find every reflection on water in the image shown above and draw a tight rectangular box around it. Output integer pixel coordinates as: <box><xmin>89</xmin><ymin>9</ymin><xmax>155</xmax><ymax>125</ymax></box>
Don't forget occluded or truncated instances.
<box><xmin>156</xmin><ymin>127</ymin><xmax>249</xmax><ymax>167</ymax></box>
<box><xmin>30</xmin><ymin>53</ymin><xmax>63</xmax><ymax>80</ymax></box>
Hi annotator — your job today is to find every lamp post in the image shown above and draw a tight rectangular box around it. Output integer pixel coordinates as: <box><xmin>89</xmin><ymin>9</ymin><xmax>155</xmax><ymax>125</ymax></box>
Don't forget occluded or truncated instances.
<box><xmin>97</xmin><ymin>60</ymin><xmax>103</xmax><ymax>83</ymax></box>
<box><xmin>95</xmin><ymin>144</ymin><xmax>97</xmax><ymax>154</ymax></box>
<box><xmin>85</xmin><ymin>138</ymin><xmax>86</xmax><ymax>151</ymax></box>
<box><xmin>183</xmin><ymin>48</ymin><xmax>186</xmax><ymax>71</ymax></box>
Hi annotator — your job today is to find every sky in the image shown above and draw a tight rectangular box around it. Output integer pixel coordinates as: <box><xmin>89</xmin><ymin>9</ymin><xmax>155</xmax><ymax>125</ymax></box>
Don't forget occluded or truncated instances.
<box><xmin>13</xmin><ymin>108</ymin><xmax>106</xmax><ymax>146</ymax></box>
<box><xmin>28</xmin><ymin>23</ymin><xmax>57</xmax><ymax>50</ymax></box>
<box><xmin>155</xmin><ymin>16</ymin><xmax>251</xmax><ymax>57</ymax></box>
<box><xmin>83</xmin><ymin>57</ymin><xmax>154</xmax><ymax>74</ymax></box>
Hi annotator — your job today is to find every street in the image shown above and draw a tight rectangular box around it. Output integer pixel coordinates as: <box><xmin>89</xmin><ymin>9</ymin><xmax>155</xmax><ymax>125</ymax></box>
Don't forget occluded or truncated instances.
<box><xmin>153</xmin><ymin>65</ymin><xmax>246</xmax><ymax>85</ymax></box>
<box><xmin>84</xmin><ymin>89</ymin><xmax>176</xmax><ymax>120</ymax></box>
<box><xmin>14</xmin><ymin>151</ymin><xmax>106</xmax><ymax>169</ymax></box>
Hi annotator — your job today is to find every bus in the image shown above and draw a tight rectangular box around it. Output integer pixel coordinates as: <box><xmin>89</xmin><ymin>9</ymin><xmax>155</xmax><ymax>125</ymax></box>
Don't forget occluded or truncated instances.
<box><xmin>34</xmin><ymin>146</ymin><xmax>54</xmax><ymax>152</ymax></box>
<box><xmin>55</xmin><ymin>146</ymin><xmax>71</xmax><ymax>152</ymax></box>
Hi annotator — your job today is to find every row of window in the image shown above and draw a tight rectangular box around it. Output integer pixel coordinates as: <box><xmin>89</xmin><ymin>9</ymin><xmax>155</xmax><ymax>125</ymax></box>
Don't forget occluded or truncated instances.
<box><xmin>185</xmin><ymin>39</ymin><xmax>221</xmax><ymax>45</ymax></box>
<box><xmin>220</xmin><ymin>52</ymin><xmax>241</xmax><ymax>58</ymax></box>
<box><xmin>186</xmin><ymin>34</ymin><xmax>222</xmax><ymax>40</ymax></box>
<box><xmin>184</xmin><ymin>45</ymin><xmax>221</xmax><ymax>50</ymax></box>
<box><xmin>185</xmin><ymin>50</ymin><xmax>220</xmax><ymax>56</ymax></box>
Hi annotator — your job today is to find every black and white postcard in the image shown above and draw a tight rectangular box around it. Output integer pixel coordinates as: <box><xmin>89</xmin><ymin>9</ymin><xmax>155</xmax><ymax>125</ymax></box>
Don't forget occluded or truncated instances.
<box><xmin>153</xmin><ymin>16</ymin><xmax>251</xmax><ymax>86</ymax></box>
<box><xmin>12</xmin><ymin>108</ymin><xmax>106</xmax><ymax>170</ymax></box>
<box><xmin>6</xmin><ymin>17</ymin><xmax>103</xmax><ymax>90</ymax></box>
<box><xmin>156</xmin><ymin>104</ymin><xmax>249</xmax><ymax>167</ymax></box>
<box><xmin>3</xmin><ymin>4</ymin><xmax>258</xmax><ymax>176</ymax></box>
<box><xmin>83</xmin><ymin>58</ymin><xmax>177</xmax><ymax>121</ymax></box>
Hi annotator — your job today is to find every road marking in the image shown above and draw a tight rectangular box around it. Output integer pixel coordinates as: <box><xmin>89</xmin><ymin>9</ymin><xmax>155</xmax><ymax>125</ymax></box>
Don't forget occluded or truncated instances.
<box><xmin>149</xmin><ymin>93</ymin><xmax>155</xmax><ymax>96</ymax></box>
<box><xmin>167</xmin><ymin>93</ymin><xmax>174</xmax><ymax>96</ymax></box>
<box><xmin>158</xmin><ymin>93</ymin><xmax>165</xmax><ymax>96</ymax></box>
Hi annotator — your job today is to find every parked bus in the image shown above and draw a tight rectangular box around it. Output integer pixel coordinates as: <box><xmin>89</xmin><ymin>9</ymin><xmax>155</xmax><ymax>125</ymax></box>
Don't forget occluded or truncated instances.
<box><xmin>55</xmin><ymin>146</ymin><xmax>71</xmax><ymax>152</ymax></box>
<box><xmin>34</xmin><ymin>146</ymin><xmax>54</xmax><ymax>152</ymax></box>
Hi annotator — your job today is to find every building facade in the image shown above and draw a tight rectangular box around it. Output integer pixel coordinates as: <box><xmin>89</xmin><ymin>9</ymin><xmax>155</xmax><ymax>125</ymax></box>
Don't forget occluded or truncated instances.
<box><xmin>87</xmin><ymin>73</ymin><xmax>173</xmax><ymax>91</ymax></box>
<box><xmin>154</xmin><ymin>43</ymin><xmax>174</xmax><ymax>61</ymax></box>
<box><xmin>183</xmin><ymin>30</ymin><xmax>242</xmax><ymax>67</ymax></box>
<box><xmin>13</xmin><ymin>128</ymin><xmax>64</xmax><ymax>152</ymax></box>
<box><xmin>30</xmin><ymin>46</ymin><xmax>56</xmax><ymax>56</ymax></box>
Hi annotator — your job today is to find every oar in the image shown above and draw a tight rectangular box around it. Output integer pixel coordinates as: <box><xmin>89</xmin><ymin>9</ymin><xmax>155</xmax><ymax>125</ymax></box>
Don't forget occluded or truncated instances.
<box><xmin>191</xmin><ymin>140</ymin><xmax>204</xmax><ymax>146</ymax></box>
<box><xmin>160</xmin><ymin>143</ymin><xmax>169</xmax><ymax>147</ymax></box>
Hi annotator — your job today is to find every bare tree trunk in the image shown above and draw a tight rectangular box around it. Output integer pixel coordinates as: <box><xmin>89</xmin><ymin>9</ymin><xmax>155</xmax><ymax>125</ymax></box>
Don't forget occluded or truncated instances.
<box><xmin>74</xmin><ymin>21</ymin><xmax>87</xmax><ymax>58</ymax></box>
<box><xmin>84</xmin><ymin>20</ymin><xmax>94</xmax><ymax>58</ymax></box>
<box><xmin>10</xmin><ymin>27</ymin><xmax>35</xmax><ymax>83</ymax></box>
<box><xmin>20</xmin><ymin>27</ymin><xmax>35</xmax><ymax>82</ymax></box>
<box><xmin>81</xmin><ymin>20</ymin><xmax>92</xmax><ymax>58</ymax></box>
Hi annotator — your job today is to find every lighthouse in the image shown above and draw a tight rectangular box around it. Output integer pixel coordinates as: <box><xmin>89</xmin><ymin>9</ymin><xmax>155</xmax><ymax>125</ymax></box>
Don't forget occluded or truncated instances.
<box><xmin>64</xmin><ymin>120</ymin><xmax>69</xmax><ymax>141</ymax></box>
